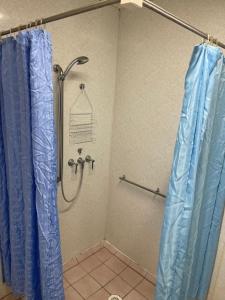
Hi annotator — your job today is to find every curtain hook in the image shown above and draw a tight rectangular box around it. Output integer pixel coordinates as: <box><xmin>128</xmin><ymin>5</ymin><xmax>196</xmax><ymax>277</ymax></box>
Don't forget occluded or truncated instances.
<box><xmin>40</xmin><ymin>18</ymin><xmax>46</xmax><ymax>30</ymax></box>
<box><xmin>39</xmin><ymin>18</ymin><xmax>44</xmax><ymax>30</ymax></box>
<box><xmin>207</xmin><ymin>34</ymin><xmax>210</xmax><ymax>43</ymax></box>
<box><xmin>209</xmin><ymin>35</ymin><xmax>214</xmax><ymax>45</ymax></box>
<box><xmin>35</xmin><ymin>19</ymin><xmax>39</xmax><ymax>28</ymax></box>
<box><xmin>9</xmin><ymin>28</ymin><xmax>12</xmax><ymax>37</ymax></box>
<box><xmin>214</xmin><ymin>38</ymin><xmax>218</xmax><ymax>46</ymax></box>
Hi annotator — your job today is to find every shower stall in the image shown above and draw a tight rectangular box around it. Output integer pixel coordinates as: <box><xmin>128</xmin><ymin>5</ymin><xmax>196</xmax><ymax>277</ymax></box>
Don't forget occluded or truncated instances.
<box><xmin>1</xmin><ymin>1</ymin><xmax>225</xmax><ymax>300</ymax></box>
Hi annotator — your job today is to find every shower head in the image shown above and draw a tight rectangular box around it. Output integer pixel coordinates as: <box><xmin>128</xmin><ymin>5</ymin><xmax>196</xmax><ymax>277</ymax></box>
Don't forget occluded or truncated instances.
<box><xmin>76</xmin><ymin>56</ymin><xmax>89</xmax><ymax>65</ymax></box>
<box><xmin>62</xmin><ymin>56</ymin><xmax>89</xmax><ymax>80</ymax></box>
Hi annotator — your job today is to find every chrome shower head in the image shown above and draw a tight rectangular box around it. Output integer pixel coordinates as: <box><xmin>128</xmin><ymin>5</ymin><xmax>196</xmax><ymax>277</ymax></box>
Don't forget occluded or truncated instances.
<box><xmin>63</xmin><ymin>56</ymin><xmax>89</xmax><ymax>79</ymax></box>
<box><xmin>76</xmin><ymin>56</ymin><xmax>89</xmax><ymax>64</ymax></box>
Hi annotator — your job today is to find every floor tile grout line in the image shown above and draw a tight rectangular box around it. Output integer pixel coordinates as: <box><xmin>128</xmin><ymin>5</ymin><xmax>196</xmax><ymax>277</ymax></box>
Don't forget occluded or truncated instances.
<box><xmin>4</xmin><ymin>244</ymin><xmax>154</xmax><ymax>300</ymax></box>
<box><xmin>63</xmin><ymin>244</ymin><xmax>105</xmax><ymax>271</ymax></box>
<box><xmin>64</xmin><ymin>252</ymin><xmax>103</xmax><ymax>284</ymax></box>
<box><xmin>70</xmin><ymin>284</ymin><xmax>85</xmax><ymax>299</ymax></box>
<box><xmin>88</xmin><ymin>265</ymin><xmax>117</xmax><ymax>288</ymax></box>
<box><xmin>133</xmin><ymin>278</ymin><xmax>153</xmax><ymax>300</ymax></box>
<box><xmin>77</xmin><ymin>250</ymin><xmax>116</xmax><ymax>278</ymax></box>
<box><xmin>71</xmin><ymin>273</ymin><xmax>104</xmax><ymax>300</ymax></box>
<box><xmin>0</xmin><ymin>288</ymin><xmax>14</xmax><ymax>300</ymax></box>
<box><xmin>85</xmin><ymin>258</ymin><xmax>134</xmax><ymax>298</ymax></box>
<box><xmin>120</xmin><ymin>267</ymin><xmax>145</xmax><ymax>289</ymax></box>
<box><xmin>103</xmin><ymin>257</ymin><xmax>128</xmax><ymax>275</ymax></box>
<box><xmin>106</xmin><ymin>244</ymin><xmax>153</xmax><ymax>280</ymax></box>
<box><xmin>104</xmin><ymin>273</ymin><xmax>133</xmax><ymax>296</ymax></box>
<box><xmin>64</xmin><ymin>270</ymin><xmax>87</xmax><ymax>286</ymax></box>
<box><xmin>85</xmin><ymin>285</ymin><xmax>102</xmax><ymax>299</ymax></box>
<box><xmin>88</xmin><ymin>253</ymin><xmax>149</xmax><ymax>299</ymax></box>
<box><xmin>63</xmin><ymin>244</ymin><xmax>155</xmax><ymax>299</ymax></box>
<box><xmin>130</xmin><ymin>278</ymin><xmax>149</xmax><ymax>299</ymax></box>
<box><xmin>63</xmin><ymin>250</ymin><xmax>114</xmax><ymax>291</ymax></box>
<box><xmin>1</xmin><ymin>293</ymin><xmax>22</xmax><ymax>300</ymax></box>
<box><xmin>64</xmin><ymin>246</ymin><xmax>125</xmax><ymax>277</ymax></box>
<box><xmin>65</xmin><ymin>245</ymin><xmax>113</xmax><ymax>267</ymax></box>
<box><xmin>69</xmin><ymin>266</ymin><xmax>104</xmax><ymax>299</ymax></box>
<box><xmin>114</xmin><ymin>254</ymin><xmax>156</xmax><ymax>287</ymax></box>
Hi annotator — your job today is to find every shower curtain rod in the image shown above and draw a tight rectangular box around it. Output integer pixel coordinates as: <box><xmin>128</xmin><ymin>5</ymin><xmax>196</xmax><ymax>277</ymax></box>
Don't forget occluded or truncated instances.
<box><xmin>1</xmin><ymin>0</ymin><xmax>225</xmax><ymax>50</ymax></box>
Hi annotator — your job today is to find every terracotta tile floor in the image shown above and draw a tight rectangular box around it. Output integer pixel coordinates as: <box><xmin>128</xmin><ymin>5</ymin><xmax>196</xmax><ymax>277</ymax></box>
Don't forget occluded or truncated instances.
<box><xmin>0</xmin><ymin>245</ymin><xmax>155</xmax><ymax>300</ymax></box>
<box><xmin>63</xmin><ymin>246</ymin><xmax>155</xmax><ymax>299</ymax></box>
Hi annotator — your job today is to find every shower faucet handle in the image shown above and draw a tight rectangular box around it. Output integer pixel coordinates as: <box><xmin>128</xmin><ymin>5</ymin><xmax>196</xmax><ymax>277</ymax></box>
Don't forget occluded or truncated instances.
<box><xmin>85</xmin><ymin>155</ymin><xmax>92</xmax><ymax>162</ymax></box>
<box><xmin>77</xmin><ymin>157</ymin><xmax>85</xmax><ymax>168</ymax></box>
<box><xmin>91</xmin><ymin>160</ymin><xmax>95</xmax><ymax>170</ymax></box>
<box><xmin>75</xmin><ymin>163</ymin><xmax>78</xmax><ymax>174</ymax></box>
<box><xmin>68</xmin><ymin>159</ymin><xmax>75</xmax><ymax>167</ymax></box>
<box><xmin>68</xmin><ymin>159</ymin><xmax>78</xmax><ymax>174</ymax></box>
<box><xmin>85</xmin><ymin>155</ymin><xmax>95</xmax><ymax>170</ymax></box>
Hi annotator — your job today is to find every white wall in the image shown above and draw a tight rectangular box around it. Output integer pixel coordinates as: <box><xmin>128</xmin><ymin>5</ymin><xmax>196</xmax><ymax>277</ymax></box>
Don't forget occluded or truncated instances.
<box><xmin>106</xmin><ymin>2</ymin><xmax>225</xmax><ymax>298</ymax></box>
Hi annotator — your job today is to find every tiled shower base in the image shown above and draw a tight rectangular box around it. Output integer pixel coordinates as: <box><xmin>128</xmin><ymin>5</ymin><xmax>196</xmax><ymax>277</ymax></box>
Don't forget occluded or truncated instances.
<box><xmin>1</xmin><ymin>240</ymin><xmax>155</xmax><ymax>300</ymax></box>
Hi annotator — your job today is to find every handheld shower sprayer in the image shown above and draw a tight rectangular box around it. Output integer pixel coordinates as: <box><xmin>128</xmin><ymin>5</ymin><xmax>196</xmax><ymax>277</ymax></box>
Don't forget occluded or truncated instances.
<box><xmin>54</xmin><ymin>56</ymin><xmax>89</xmax><ymax>81</ymax></box>
<box><xmin>54</xmin><ymin>56</ymin><xmax>89</xmax><ymax>207</ymax></box>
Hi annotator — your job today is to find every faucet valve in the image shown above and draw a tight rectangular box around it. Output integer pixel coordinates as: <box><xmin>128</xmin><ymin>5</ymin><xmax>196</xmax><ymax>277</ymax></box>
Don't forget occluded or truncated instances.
<box><xmin>68</xmin><ymin>159</ymin><xmax>79</xmax><ymax>174</ymax></box>
<box><xmin>91</xmin><ymin>159</ymin><xmax>95</xmax><ymax>170</ymax></box>
<box><xmin>77</xmin><ymin>157</ymin><xmax>85</xmax><ymax>168</ymax></box>
<box><xmin>85</xmin><ymin>155</ymin><xmax>95</xmax><ymax>170</ymax></box>
<box><xmin>68</xmin><ymin>159</ymin><xmax>75</xmax><ymax>167</ymax></box>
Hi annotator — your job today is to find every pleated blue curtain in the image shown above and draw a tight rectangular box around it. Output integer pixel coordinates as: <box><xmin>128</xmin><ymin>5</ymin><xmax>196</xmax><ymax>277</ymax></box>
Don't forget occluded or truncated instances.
<box><xmin>0</xmin><ymin>29</ymin><xmax>64</xmax><ymax>300</ymax></box>
<box><xmin>156</xmin><ymin>44</ymin><xmax>225</xmax><ymax>300</ymax></box>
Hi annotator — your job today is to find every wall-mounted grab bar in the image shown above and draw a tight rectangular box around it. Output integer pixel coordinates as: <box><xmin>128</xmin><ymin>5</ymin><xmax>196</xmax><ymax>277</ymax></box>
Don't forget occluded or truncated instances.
<box><xmin>119</xmin><ymin>175</ymin><xmax>166</xmax><ymax>198</ymax></box>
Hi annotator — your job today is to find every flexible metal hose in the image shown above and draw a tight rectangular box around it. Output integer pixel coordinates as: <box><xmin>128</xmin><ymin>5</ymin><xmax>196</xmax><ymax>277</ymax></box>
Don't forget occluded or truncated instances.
<box><xmin>56</xmin><ymin>74</ymin><xmax>84</xmax><ymax>208</ymax></box>
<box><xmin>59</xmin><ymin>165</ymin><xmax>84</xmax><ymax>213</ymax></box>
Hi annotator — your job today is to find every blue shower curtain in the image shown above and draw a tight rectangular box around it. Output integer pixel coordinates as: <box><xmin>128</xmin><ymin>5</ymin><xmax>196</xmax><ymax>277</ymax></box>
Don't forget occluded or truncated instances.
<box><xmin>156</xmin><ymin>44</ymin><xmax>225</xmax><ymax>300</ymax></box>
<box><xmin>0</xmin><ymin>30</ymin><xmax>64</xmax><ymax>300</ymax></box>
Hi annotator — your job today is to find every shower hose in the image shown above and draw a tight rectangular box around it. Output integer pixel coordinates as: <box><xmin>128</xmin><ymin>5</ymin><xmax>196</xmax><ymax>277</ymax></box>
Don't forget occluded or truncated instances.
<box><xmin>55</xmin><ymin>70</ymin><xmax>85</xmax><ymax>213</ymax></box>
<box><xmin>59</xmin><ymin>164</ymin><xmax>84</xmax><ymax>213</ymax></box>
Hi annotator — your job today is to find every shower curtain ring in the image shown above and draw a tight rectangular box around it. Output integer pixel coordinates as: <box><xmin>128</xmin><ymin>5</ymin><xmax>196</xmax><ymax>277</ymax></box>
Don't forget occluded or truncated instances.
<box><xmin>213</xmin><ymin>38</ymin><xmax>218</xmax><ymax>46</ymax></box>
<box><xmin>42</xmin><ymin>18</ymin><xmax>46</xmax><ymax>30</ymax></box>
<box><xmin>208</xmin><ymin>34</ymin><xmax>214</xmax><ymax>45</ymax></box>
<box><xmin>39</xmin><ymin>18</ymin><xmax>46</xmax><ymax>30</ymax></box>
<box><xmin>35</xmin><ymin>19</ymin><xmax>39</xmax><ymax>28</ymax></box>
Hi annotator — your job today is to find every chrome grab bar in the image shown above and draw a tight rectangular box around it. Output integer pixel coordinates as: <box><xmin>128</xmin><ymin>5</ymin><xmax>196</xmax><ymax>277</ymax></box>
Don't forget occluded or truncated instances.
<box><xmin>119</xmin><ymin>175</ymin><xmax>166</xmax><ymax>198</ymax></box>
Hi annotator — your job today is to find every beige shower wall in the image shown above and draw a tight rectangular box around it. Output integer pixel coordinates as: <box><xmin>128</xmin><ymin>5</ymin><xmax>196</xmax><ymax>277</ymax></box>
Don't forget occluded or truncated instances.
<box><xmin>51</xmin><ymin>4</ymin><xmax>119</xmax><ymax>261</ymax></box>
<box><xmin>0</xmin><ymin>0</ymin><xmax>119</xmax><ymax>263</ymax></box>
<box><xmin>105</xmin><ymin>2</ymin><xmax>225</xmax><ymax>297</ymax></box>
<box><xmin>1</xmin><ymin>0</ymin><xmax>225</xmax><ymax>298</ymax></box>
<box><xmin>54</xmin><ymin>5</ymin><xmax>119</xmax><ymax>261</ymax></box>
